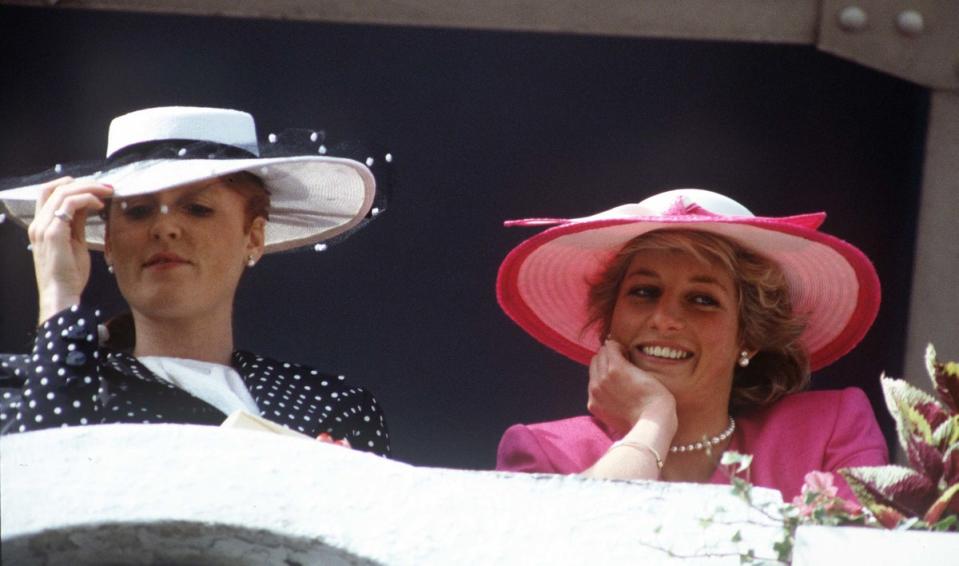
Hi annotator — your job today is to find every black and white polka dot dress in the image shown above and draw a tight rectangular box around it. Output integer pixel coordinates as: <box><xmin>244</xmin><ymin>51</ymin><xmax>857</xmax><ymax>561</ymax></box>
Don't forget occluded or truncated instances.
<box><xmin>0</xmin><ymin>305</ymin><xmax>390</xmax><ymax>457</ymax></box>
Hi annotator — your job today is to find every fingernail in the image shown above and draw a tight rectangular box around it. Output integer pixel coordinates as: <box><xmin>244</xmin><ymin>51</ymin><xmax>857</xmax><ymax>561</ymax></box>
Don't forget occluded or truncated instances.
<box><xmin>102</xmin><ymin>184</ymin><xmax>114</xmax><ymax>189</ymax></box>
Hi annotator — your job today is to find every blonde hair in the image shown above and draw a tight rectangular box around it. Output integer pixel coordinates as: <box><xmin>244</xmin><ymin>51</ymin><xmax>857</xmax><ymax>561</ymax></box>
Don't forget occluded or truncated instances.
<box><xmin>585</xmin><ymin>229</ymin><xmax>810</xmax><ymax>412</ymax></box>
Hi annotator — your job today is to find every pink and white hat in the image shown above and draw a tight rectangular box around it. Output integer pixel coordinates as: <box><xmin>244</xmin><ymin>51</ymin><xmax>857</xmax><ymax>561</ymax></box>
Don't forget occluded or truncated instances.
<box><xmin>496</xmin><ymin>189</ymin><xmax>881</xmax><ymax>372</ymax></box>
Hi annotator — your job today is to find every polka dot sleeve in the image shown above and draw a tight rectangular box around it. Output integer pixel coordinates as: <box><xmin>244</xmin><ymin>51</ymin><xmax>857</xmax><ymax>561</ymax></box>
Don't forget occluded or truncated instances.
<box><xmin>9</xmin><ymin>304</ymin><xmax>104</xmax><ymax>433</ymax></box>
<box><xmin>323</xmin><ymin>387</ymin><xmax>391</xmax><ymax>457</ymax></box>
<box><xmin>234</xmin><ymin>352</ymin><xmax>390</xmax><ymax>457</ymax></box>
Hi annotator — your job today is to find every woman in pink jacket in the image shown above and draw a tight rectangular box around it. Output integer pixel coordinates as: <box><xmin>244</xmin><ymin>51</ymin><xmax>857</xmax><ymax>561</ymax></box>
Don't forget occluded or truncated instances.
<box><xmin>495</xmin><ymin>189</ymin><xmax>888</xmax><ymax>501</ymax></box>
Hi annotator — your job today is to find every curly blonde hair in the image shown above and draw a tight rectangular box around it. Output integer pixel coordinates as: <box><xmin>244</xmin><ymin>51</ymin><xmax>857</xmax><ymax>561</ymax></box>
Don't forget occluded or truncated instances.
<box><xmin>585</xmin><ymin>229</ymin><xmax>810</xmax><ymax>412</ymax></box>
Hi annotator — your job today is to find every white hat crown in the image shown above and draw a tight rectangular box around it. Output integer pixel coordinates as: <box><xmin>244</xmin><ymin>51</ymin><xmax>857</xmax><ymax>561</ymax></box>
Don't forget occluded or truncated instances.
<box><xmin>106</xmin><ymin>106</ymin><xmax>260</xmax><ymax>158</ymax></box>
<box><xmin>637</xmin><ymin>188</ymin><xmax>754</xmax><ymax>216</ymax></box>
<box><xmin>582</xmin><ymin>188</ymin><xmax>754</xmax><ymax>221</ymax></box>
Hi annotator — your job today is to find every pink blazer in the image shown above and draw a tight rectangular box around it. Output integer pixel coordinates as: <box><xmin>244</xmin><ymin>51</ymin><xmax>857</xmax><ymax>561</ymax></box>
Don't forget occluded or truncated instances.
<box><xmin>496</xmin><ymin>388</ymin><xmax>889</xmax><ymax>502</ymax></box>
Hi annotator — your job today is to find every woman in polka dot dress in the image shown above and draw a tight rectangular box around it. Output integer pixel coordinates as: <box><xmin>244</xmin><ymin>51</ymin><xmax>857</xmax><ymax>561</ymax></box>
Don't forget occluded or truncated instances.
<box><xmin>0</xmin><ymin>106</ymin><xmax>390</xmax><ymax>456</ymax></box>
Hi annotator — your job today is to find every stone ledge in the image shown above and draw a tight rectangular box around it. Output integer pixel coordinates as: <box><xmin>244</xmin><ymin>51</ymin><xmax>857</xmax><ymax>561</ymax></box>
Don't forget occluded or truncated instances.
<box><xmin>793</xmin><ymin>524</ymin><xmax>958</xmax><ymax>565</ymax></box>
<box><xmin>2</xmin><ymin>424</ymin><xmax>784</xmax><ymax>565</ymax></box>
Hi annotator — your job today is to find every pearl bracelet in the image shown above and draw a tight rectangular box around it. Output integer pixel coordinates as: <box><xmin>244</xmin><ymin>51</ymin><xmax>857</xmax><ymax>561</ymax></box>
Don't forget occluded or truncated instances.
<box><xmin>608</xmin><ymin>439</ymin><xmax>664</xmax><ymax>470</ymax></box>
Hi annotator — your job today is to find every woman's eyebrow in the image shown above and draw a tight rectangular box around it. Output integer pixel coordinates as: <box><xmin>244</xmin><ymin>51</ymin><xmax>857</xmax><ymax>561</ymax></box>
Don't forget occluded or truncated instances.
<box><xmin>689</xmin><ymin>275</ymin><xmax>731</xmax><ymax>292</ymax></box>
<box><xmin>173</xmin><ymin>184</ymin><xmax>215</xmax><ymax>202</ymax></box>
<box><xmin>624</xmin><ymin>270</ymin><xmax>730</xmax><ymax>291</ymax></box>
<box><xmin>623</xmin><ymin>268</ymin><xmax>659</xmax><ymax>280</ymax></box>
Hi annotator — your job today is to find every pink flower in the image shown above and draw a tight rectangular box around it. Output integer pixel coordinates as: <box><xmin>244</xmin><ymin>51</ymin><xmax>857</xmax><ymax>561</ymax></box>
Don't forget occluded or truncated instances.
<box><xmin>791</xmin><ymin>470</ymin><xmax>863</xmax><ymax>520</ymax></box>
<box><xmin>802</xmin><ymin>471</ymin><xmax>839</xmax><ymax>498</ymax></box>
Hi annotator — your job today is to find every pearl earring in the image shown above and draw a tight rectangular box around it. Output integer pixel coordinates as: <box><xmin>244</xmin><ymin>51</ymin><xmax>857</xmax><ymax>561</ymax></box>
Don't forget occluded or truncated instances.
<box><xmin>738</xmin><ymin>350</ymin><xmax>750</xmax><ymax>367</ymax></box>
<box><xmin>107</xmin><ymin>264</ymin><xmax>114</xmax><ymax>274</ymax></box>
<box><xmin>247</xmin><ymin>256</ymin><xmax>256</xmax><ymax>267</ymax></box>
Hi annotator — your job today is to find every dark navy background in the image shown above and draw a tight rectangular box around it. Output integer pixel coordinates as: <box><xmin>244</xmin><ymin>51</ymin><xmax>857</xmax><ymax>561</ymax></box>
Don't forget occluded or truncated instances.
<box><xmin>0</xmin><ymin>6</ymin><xmax>926</xmax><ymax>468</ymax></box>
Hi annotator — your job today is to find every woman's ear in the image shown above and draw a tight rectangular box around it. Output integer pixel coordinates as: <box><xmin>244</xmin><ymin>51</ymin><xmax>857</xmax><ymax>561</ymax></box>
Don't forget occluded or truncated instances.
<box><xmin>246</xmin><ymin>216</ymin><xmax>266</xmax><ymax>260</ymax></box>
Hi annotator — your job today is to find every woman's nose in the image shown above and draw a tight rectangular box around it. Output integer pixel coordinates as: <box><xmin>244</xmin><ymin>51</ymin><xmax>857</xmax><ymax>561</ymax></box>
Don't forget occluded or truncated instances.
<box><xmin>648</xmin><ymin>300</ymin><xmax>683</xmax><ymax>332</ymax></box>
<box><xmin>149</xmin><ymin>208</ymin><xmax>181</xmax><ymax>240</ymax></box>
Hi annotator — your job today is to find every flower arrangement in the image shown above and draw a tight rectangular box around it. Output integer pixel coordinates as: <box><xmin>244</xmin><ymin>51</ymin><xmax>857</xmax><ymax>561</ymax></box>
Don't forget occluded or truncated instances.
<box><xmin>718</xmin><ymin>344</ymin><xmax>958</xmax><ymax>564</ymax></box>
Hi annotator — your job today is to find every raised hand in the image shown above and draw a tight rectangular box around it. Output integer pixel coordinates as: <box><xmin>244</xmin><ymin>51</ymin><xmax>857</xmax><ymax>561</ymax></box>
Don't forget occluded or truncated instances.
<box><xmin>27</xmin><ymin>177</ymin><xmax>113</xmax><ymax>323</ymax></box>
<box><xmin>582</xmin><ymin>339</ymin><xmax>678</xmax><ymax>480</ymax></box>
<box><xmin>587</xmin><ymin>338</ymin><xmax>677</xmax><ymax>435</ymax></box>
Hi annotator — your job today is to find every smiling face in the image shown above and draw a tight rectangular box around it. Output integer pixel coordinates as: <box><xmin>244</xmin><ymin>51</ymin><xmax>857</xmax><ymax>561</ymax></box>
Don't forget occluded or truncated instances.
<box><xmin>103</xmin><ymin>178</ymin><xmax>265</xmax><ymax>323</ymax></box>
<box><xmin>608</xmin><ymin>248</ymin><xmax>742</xmax><ymax>407</ymax></box>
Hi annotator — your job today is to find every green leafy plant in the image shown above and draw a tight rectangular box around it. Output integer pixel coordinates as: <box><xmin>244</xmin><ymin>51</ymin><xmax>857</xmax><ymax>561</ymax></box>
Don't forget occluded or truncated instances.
<box><xmin>839</xmin><ymin>344</ymin><xmax>959</xmax><ymax>530</ymax></box>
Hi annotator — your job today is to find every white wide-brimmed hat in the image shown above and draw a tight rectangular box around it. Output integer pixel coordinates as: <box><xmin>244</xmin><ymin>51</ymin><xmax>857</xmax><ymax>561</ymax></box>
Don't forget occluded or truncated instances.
<box><xmin>0</xmin><ymin>106</ymin><xmax>388</xmax><ymax>253</ymax></box>
<box><xmin>497</xmin><ymin>189</ymin><xmax>881</xmax><ymax>372</ymax></box>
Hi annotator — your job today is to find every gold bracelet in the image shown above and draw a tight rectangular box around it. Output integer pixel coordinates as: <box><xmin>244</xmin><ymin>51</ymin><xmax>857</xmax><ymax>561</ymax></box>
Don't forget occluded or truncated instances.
<box><xmin>609</xmin><ymin>440</ymin><xmax>664</xmax><ymax>470</ymax></box>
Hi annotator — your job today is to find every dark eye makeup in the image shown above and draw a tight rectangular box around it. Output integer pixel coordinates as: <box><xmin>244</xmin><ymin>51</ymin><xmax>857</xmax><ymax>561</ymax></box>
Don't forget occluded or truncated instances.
<box><xmin>623</xmin><ymin>284</ymin><xmax>723</xmax><ymax>309</ymax></box>
<box><xmin>120</xmin><ymin>202</ymin><xmax>154</xmax><ymax>220</ymax></box>
<box><xmin>626</xmin><ymin>285</ymin><xmax>660</xmax><ymax>299</ymax></box>
<box><xmin>690</xmin><ymin>293</ymin><xmax>721</xmax><ymax>307</ymax></box>
<box><xmin>184</xmin><ymin>203</ymin><xmax>214</xmax><ymax>217</ymax></box>
<box><xmin>116</xmin><ymin>199</ymin><xmax>215</xmax><ymax>220</ymax></box>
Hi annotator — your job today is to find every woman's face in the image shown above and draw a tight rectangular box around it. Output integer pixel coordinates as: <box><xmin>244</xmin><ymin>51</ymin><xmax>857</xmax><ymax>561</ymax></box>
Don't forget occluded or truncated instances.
<box><xmin>103</xmin><ymin>179</ymin><xmax>265</xmax><ymax>323</ymax></box>
<box><xmin>608</xmin><ymin>248</ymin><xmax>741</xmax><ymax>406</ymax></box>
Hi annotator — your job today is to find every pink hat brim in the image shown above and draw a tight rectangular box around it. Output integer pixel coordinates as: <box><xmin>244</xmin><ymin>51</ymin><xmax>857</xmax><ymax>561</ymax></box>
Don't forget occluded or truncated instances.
<box><xmin>496</xmin><ymin>213</ymin><xmax>881</xmax><ymax>372</ymax></box>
